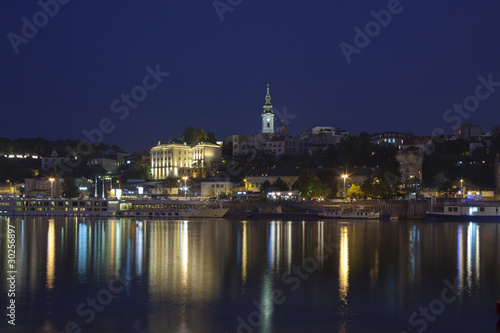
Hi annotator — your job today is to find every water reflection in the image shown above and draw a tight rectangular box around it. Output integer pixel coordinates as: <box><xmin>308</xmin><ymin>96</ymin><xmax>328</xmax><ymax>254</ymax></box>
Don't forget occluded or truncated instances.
<box><xmin>1</xmin><ymin>217</ymin><xmax>497</xmax><ymax>333</ymax></box>
<box><xmin>46</xmin><ymin>219</ymin><xmax>55</xmax><ymax>290</ymax></box>
<box><xmin>339</xmin><ymin>224</ymin><xmax>350</xmax><ymax>306</ymax></box>
<box><xmin>457</xmin><ymin>222</ymin><xmax>481</xmax><ymax>296</ymax></box>
<box><xmin>408</xmin><ymin>225</ymin><xmax>420</xmax><ymax>285</ymax></box>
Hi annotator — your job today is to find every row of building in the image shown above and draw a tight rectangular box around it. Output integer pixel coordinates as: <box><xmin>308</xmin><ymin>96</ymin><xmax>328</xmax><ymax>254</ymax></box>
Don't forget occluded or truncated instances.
<box><xmin>2</xmin><ymin>85</ymin><xmax>500</xmax><ymax>199</ymax></box>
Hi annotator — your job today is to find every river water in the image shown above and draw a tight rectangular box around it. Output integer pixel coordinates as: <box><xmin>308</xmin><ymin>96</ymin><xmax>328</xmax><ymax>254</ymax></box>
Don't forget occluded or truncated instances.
<box><xmin>1</xmin><ymin>217</ymin><xmax>500</xmax><ymax>333</ymax></box>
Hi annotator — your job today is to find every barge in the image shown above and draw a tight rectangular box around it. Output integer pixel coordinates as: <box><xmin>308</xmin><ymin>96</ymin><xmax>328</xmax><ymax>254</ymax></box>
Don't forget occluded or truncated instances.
<box><xmin>0</xmin><ymin>198</ymin><xmax>228</xmax><ymax>218</ymax></box>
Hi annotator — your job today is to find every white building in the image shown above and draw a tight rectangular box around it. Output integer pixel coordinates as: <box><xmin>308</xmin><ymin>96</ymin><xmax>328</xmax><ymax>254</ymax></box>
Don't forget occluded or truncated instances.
<box><xmin>200</xmin><ymin>179</ymin><xmax>235</xmax><ymax>197</ymax></box>
<box><xmin>151</xmin><ymin>142</ymin><xmax>221</xmax><ymax>180</ymax></box>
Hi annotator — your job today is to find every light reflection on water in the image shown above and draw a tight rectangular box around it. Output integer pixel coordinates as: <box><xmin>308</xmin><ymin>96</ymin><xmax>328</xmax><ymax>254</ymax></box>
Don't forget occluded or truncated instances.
<box><xmin>0</xmin><ymin>217</ymin><xmax>499</xmax><ymax>333</ymax></box>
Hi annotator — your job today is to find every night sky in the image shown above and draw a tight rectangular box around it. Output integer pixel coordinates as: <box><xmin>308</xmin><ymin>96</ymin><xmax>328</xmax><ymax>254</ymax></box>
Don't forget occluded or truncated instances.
<box><xmin>1</xmin><ymin>0</ymin><xmax>500</xmax><ymax>152</ymax></box>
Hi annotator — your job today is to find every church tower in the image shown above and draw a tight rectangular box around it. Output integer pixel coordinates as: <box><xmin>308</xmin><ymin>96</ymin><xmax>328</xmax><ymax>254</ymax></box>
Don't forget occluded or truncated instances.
<box><xmin>261</xmin><ymin>84</ymin><xmax>275</xmax><ymax>134</ymax></box>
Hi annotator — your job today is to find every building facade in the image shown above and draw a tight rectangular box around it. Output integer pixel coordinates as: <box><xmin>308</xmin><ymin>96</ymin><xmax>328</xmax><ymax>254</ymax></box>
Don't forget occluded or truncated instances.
<box><xmin>371</xmin><ymin>132</ymin><xmax>411</xmax><ymax>149</ymax></box>
<box><xmin>89</xmin><ymin>154</ymin><xmax>119</xmax><ymax>173</ymax></box>
<box><xmin>396</xmin><ymin>150</ymin><xmax>423</xmax><ymax>192</ymax></box>
<box><xmin>200</xmin><ymin>179</ymin><xmax>235</xmax><ymax>197</ymax></box>
<box><xmin>151</xmin><ymin>142</ymin><xmax>221</xmax><ymax>180</ymax></box>
<box><xmin>245</xmin><ymin>168</ymin><xmax>301</xmax><ymax>191</ymax></box>
<box><xmin>41</xmin><ymin>150</ymin><xmax>69</xmax><ymax>172</ymax></box>
<box><xmin>24</xmin><ymin>177</ymin><xmax>63</xmax><ymax>198</ymax></box>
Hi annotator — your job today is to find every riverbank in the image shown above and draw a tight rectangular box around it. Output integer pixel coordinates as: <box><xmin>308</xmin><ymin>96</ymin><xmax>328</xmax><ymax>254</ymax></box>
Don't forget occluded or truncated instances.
<box><xmin>221</xmin><ymin>201</ymin><xmax>436</xmax><ymax>220</ymax></box>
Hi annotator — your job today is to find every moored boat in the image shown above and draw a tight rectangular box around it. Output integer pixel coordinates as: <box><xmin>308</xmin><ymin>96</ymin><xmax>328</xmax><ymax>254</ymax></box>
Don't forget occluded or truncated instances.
<box><xmin>0</xmin><ymin>198</ymin><xmax>118</xmax><ymax>217</ymax></box>
<box><xmin>426</xmin><ymin>202</ymin><xmax>500</xmax><ymax>221</ymax></box>
<box><xmin>116</xmin><ymin>199</ymin><xmax>228</xmax><ymax>218</ymax></box>
<box><xmin>322</xmin><ymin>205</ymin><xmax>380</xmax><ymax>219</ymax></box>
<box><xmin>0</xmin><ymin>198</ymin><xmax>228</xmax><ymax>218</ymax></box>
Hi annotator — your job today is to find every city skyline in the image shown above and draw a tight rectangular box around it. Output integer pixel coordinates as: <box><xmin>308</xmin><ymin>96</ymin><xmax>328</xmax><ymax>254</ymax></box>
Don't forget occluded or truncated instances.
<box><xmin>1</xmin><ymin>1</ymin><xmax>500</xmax><ymax>152</ymax></box>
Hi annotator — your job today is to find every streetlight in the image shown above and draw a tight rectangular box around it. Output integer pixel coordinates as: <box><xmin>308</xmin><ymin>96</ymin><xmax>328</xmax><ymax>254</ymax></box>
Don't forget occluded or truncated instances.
<box><xmin>49</xmin><ymin>178</ymin><xmax>55</xmax><ymax>198</ymax></box>
<box><xmin>341</xmin><ymin>174</ymin><xmax>349</xmax><ymax>200</ymax></box>
<box><xmin>460</xmin><ymin>179</ymin><xmax>464</xmax><ymax>197</ymax></box>
<box><xmin>182</xmin><ymin>176</ymin><xmax>188</xmax><ymax>198</ymax></box>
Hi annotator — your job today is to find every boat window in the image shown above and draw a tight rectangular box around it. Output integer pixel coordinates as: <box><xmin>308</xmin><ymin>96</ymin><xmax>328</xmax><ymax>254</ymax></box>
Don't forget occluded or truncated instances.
<box><xmin>480</xmin><ymin>207</ymin><xmax>485</xmax><ymax>212</ymax></box>
<box><xmin>453</xmin><ymin>207</ymin><xmax>458</xmax><ymax>212</ymax></box>
<box><xmin>448</xmin><ymin>207</ymin><xmax>453</xmax><ymax>212</ymax></box>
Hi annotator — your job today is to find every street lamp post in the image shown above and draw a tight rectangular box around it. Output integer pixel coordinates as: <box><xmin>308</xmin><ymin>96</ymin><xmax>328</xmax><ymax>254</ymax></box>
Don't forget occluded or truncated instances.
<box><xmin>460</xmin><ymin>179</ymin><xmax>464</xmax><ymax>198</ymax></box>
<box><xmin>341</xmin><ymin>174</ymin><xmax>348</xmax><ymax>200</ymax></box>
<box><xmin>49</xmin><ymin>178</ymin><xmax>55</xmax><ymax>198</ymax></box>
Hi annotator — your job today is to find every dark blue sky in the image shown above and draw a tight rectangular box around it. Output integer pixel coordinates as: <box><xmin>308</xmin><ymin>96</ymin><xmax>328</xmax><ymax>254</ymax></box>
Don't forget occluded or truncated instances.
<box><xmin>1</xmin><ymin>0</ymin><xmax>500</xmax><ymax>152</ymax></box>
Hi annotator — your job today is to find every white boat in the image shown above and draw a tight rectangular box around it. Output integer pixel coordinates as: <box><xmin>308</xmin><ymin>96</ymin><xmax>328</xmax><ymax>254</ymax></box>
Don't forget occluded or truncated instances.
<box><xmin>0</xmin><ymin>198</ymin><xmax>228</xmax><ymax>218</ymax></box>
<box><xmin>322</xmin><ymin>205</ymin><xmax>380</xmax><ymax>219</ymax></box>
<box><xmin>427</xmin><ymin>201</ymin><xmax>500</xmax><ymax>221</ymax></box>
<box><xmin>0</xmin><ymin>198</ymin><xmax>119</xmax><ymax>217</ymax></box>
<box><xmin>116</xmin><ymin>199</ymin><xmax>228</xmax><ymax>218</ymax></box>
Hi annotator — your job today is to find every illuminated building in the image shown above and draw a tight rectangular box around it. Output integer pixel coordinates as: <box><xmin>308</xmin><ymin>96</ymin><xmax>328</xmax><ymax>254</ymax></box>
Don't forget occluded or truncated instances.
<box><xmin>151</xmin><ymin>142</ymin><xmax>222</xmax><ymax>180</ymax></box>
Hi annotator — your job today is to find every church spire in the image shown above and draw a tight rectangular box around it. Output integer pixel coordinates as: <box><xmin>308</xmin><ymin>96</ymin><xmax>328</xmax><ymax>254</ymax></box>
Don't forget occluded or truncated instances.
<box><xmin>263</xmin><ymin>83</ymin><xmax>273</xmax><ymax>114</ymax></box>
<box><xmin>261</xmin><ymin>84</ymin><xmax>275</xmax><ymax>134</ymax></box>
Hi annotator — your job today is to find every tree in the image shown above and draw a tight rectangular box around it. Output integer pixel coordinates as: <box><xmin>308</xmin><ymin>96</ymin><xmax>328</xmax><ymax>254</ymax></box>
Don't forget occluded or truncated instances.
<box><xmin>120</xmin><ymin>165</ymin><xmax>152</xmax><ymax>182</ymax></box>
<box><xmin>272</xmin><ymin>177</ymin><xmax>289</xmax><ymax>191</ymax></box>
<box><xmin>362</xmin><ymin>176</ymin><xmax>395</xmax><ymax>199</ymax></box>
<box><xmin>182</xmin><ymin>127</ymin><xmax>217</xmax><ymax>144</ymax></box>
<box><xmin>260</xmin><ymin>180</ymin><xmax>272</xmax><ymax>193</ymax></box>
<box><xmin>318</xmin><ymin>169</ymin><xmax>338</xmax><ymax>198</ymax></box>
<box><xmin>347</xmin><ymin>184</ymin><xmax>364</xmax><ymax>199</ymax></box>
<box><xmin>292</xmin><ymin>170</ymin><xmax>331</xmax><ymax>199</ymax></box>
<box><xmin>62</xmin><ymin>177</ymin><xmax>79</xmax><ymax>198</ymax></box>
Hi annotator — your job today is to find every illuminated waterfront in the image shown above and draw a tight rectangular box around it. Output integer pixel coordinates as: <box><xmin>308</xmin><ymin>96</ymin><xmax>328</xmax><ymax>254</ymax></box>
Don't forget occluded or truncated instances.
<box><xmin>1</xmin><ymin>217</ymin><xmax>500</xmax><ymax>333</ymax></box>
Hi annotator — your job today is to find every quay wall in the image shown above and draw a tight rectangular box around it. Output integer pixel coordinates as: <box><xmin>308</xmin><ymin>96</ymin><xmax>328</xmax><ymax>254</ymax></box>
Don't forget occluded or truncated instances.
<box><xmin>222</xmin><ymin>201</ymin><xmax>440</xmax><ymax>220</ymax></box>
